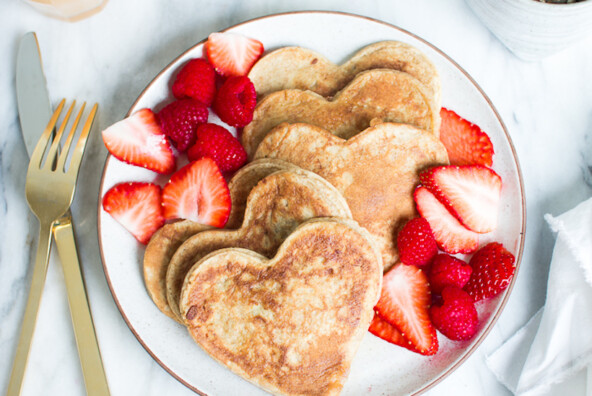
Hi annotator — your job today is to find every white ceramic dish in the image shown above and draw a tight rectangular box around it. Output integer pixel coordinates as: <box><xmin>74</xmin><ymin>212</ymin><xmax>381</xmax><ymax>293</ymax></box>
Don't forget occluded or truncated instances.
<box><xmin>466</xmin><ymin>0</ymin><xmax>592</xmax><ymax>61</ymax></box>
<box><xmin>98</xmin><ymin>11</ymin><xmax>526</xmax><ymax>396</ymax></box>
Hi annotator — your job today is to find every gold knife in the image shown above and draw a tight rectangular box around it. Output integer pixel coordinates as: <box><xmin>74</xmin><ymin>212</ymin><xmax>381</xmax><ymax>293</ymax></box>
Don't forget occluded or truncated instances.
<box><xmin>12</xmin><ymin>32</ymin><xmax>110</xmax><ymax>396</ymax></box>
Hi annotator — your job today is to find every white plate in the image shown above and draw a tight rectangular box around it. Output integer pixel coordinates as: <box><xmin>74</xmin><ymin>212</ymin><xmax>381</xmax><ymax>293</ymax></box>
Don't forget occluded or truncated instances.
<box><xmin>98</xmin><ymin>11</ymin><xmax>525</xmax><ymax>396</ymax></box>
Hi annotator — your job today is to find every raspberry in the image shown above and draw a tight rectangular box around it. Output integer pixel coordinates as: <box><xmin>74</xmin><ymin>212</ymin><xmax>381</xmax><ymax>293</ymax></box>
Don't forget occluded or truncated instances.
<box><xmin>464</xmin><ymin>242</ymin><xmax>516</xmax><ymax>301</ymax></box>
<box><xmin>187</xmin><ymin>123</ymin><xmax>247</xmax><ymax>173</ymax></box>
<box><xmin>172</xmin><ymin>58</ymin><xmax>217</xmax><ymax>106</ymax></box>
<box><xmin>429</xmin><ymin>254</ymin><xmax>472</xmax><ymax>294</ymax></box>
<box><xmin>429</xmin><ymin>287</ymin><xmax>478</xmax><ymax>341</ymax></box>
<box><xmin>157</xmin><ymin>99</ymin><xmax>208</xmax><ymax>152</ymax></box>
<box><xmin>213</xmin><ymin>76</ymin><xmax>256</xmax><ymax>127</ymax></box>
<box><xmin>397</xmin><ymin>217</ymin><xmax>438</xmax><ymax>267</ymax></box>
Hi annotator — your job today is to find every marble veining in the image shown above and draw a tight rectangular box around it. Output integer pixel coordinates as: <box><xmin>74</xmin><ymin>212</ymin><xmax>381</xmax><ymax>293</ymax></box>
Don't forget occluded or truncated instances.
<box><xmin>1</xmin><ymin>0</ymin><xmax>592</xmax><ymax>395</ymax></box>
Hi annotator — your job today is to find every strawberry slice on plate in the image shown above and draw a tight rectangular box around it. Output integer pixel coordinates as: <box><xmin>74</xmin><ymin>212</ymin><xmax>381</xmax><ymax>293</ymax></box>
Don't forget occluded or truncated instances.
<box><xmin>162</xmin><ymin>157</ymin><xmax>231</xmax><ymax>227</ymax></box>
<box><xmin>420</xmin><ymin>165</ymin><xmax>502</xmax><ymax>233</ymax></box>
<box><xmin>414</xmin><ymin>186</ymin><xmax>479</xmax><ymax>254</ymax></box>
<box><xmin>369</xmin><ymin>313</ymin><xmax>422</xmax><ymax>354</ymax></box>
<box><xmin>374</xmin><ymin>264</ymin><xmax>438</xmax><ymax>356</ymax></box>
<box><xmin>205</xmin><ymin>32</ymin><xmax>264</xmax><ymax>77</ymax></box>
<box><xmin>439</xmin><ymin>108</ymin><xmax>494</xmax><ymax>167</ymax></box>
<box><xmin>102</xmin><ymin>108</ymin><xmax>175</xmax><ymax>174</ymax></box>
<box><xmin>102</xmin><ymin>182</ymin><xmax>164</xmax><ymax>244</ymax></box>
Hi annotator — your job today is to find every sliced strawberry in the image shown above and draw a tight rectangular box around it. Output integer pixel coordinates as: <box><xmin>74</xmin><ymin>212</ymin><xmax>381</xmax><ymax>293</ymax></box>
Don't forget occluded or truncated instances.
<box><xmin>205</xmin><ymin>32</ymin><xmax>264</xmax><ymax>77</ymax></box>
<box><xmin>420</xmin><ymin>165</ymin><xmax>502</xmax><ymax>233</ymax></box>
<box><xmin>102</xmin><ymin>182</ymin><xmax>164</xmax><ymax>244</ymax></box>
<box><xmin>439</xmin><ymin>108</ymin><xmax>494</xmax><ymax>167</ymax></box>
<box><xmin>162</xmin><ymin>157</ymin><xmax>231</xmax><ymax>227</ymax></box>
<box><xmin>374</xmin><ymin>264</ymin><xmax>438</xmax><ymax>356</ymax></box>
<box><xmin>102</xmin><ymin>108</ymin><xmax>175</xmax><ymax>174</ymax></box>
<box><xmin>369</xmin><ymin>313</ymin><xmax>421</xmax><ymax>354</ymax></box>
<box><xmin>414</xmin><ymin>186</ymin><xmax>479</xmax><ymax>254</ymax></box>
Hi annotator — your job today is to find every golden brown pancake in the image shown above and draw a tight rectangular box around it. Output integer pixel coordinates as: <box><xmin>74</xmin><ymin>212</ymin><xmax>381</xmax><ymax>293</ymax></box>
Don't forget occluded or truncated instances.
<box><xmin>248</xmin><ymin>40</ymin><xmax>441</xmax><ymax>108</ymax></box>
<box><xmin>143</xmin><ymin>158</ymin><xmax>299</xmax><ymax>322</ymax></box>
<box><xmin>143</xmin><ymin>221</ymin><xmax>210</xmax><ymax>321</ymax></box>
<box><xmin>165</xmin><ymin>168</ymin><xmax>352</xmax><ymax>322</ymax></box>
<box><xmin>254</xmin><ymin>122</ymin><xmax>449</xmax><ymax>270</ymax></box>
<box><xmin>180</xmin><ymin>218</ymin><xmax>382</xmax><ymax>396</ymax></box>
<box><xmin>242</xmin><ymin>69</ymin><xmax>440</xmax><ymax>158</ymax></box>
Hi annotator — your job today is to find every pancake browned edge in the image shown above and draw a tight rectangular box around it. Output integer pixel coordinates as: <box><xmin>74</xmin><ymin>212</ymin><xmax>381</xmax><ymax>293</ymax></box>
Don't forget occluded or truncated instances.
<box><xmin>242</xmin><ymin>68</ymin><xmax>439</xmax><ymax>158</ymax></box>
<box><xmin>180</xmin><ymin>218</ymin><xmax>382</xmax><ymax>396</ymax></box>
<box><xmin>165</xmin><ymin>167</ymin><xmax>353</xmax><ymax>323</ymax></box>
<box><xmin>254</xmin><ymin>122</ymin><xmax>449</xmax><ymax>270</ymax></box>
<box><xmin>143</xmin><ymin>158</ymin><xmax>300</xmax><ymax>323</ymax></box>
<box><xmin>248</xmin><ymin>40</ymin><xmax>441</xmax><ymax>108</ymax></box>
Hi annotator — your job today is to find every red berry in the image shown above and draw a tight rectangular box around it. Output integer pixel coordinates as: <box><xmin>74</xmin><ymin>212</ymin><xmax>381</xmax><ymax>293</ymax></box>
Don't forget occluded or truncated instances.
<box><xmin>205</xmin><ymin>32</ymin><xmax>264</xmax><ymax>78</ymax></box>
<box><xmin>172</xmin><ymin>58</ymin><xmax>217</xmax><ymax>106</ymax></box>
<box><xmin>213</xmin><ymin>76</ymin><xmax>257</xmax><ymax>127</ymax></box>
<box><xmin>429</xmin><ymin>287</ymin><xmax>478</xmax><ymax>341</ymax></box>
<box><xmin>429</xmin><ymin>254</ymin><xmax>472</xmax><ymax>294</ymax></box>
<box><xmin>157</xmin><ymin>99</ymin><xmax>208</xmax><ymax>152</ymax></box>
<box><xmin>464</xmin><ymin>242</ymin><xmax>516</xmax><ymax>301</ymax></box>
<box><xmin>439</xmin><ymin>108</ymin><xmax>494</xmax><ymax>167</ymax></box>
<box><xmin>414</xmin><ymin>186</ymin><xmax>479</xmax><ymax>254</ymax></box>
<box><xmin>162</xmin><ymin>158</ymin><xmax>231</xmax><ymax>228</ymax></box>
<box><xmin>187</xmin><ymin>123</ymin><xmax>247</xmax><ymax>173</ymax></box>
<box><xmin>102</xmin><ymin>182</ymin><xmax>164</xmax><ymax>244</ymax></box>
<box><xmin>419</xmin><ymin>165</ymin><xmax>502</xmax><ymax>234</ymax></box>
<box><xmin>374</xmin><ymin>264</ymin><xmax>438</xmax><ymax>356</ymax></box>
<box><xmin>368</xmin><ymin>313</ymin><xmax>421</xmax><ymax>354</ymax></box>
<box><xmin>102</xmin><ymin>108</ymin><xmax>175</xmax><ymax>174</ymax></box>
<box><xmin>397</xmin><ymin>217</ymin><xmax>438</xmax><ymax>267</ymax></box>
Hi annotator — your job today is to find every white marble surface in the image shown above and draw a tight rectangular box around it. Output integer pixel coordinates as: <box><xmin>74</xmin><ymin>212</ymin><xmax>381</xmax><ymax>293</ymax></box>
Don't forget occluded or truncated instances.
<box><xmin>1</xmin><ymin>0</ymin><xmax>591</xmax><ymax>395</ymax></box>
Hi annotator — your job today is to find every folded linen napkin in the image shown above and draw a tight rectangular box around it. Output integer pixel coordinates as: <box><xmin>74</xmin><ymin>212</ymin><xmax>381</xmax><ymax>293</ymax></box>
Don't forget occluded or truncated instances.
<box><xmin>487</xmin><ymin>196</ymin><xmax>592</xmax><ymax>395</ymax></box>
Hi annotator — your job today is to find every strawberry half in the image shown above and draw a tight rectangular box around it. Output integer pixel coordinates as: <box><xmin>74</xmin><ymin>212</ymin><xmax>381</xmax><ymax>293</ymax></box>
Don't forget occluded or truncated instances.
<box><xmin>102</xmin><ymin>108</ymin><xmax>175</xmax><ymax>174</ymax></box>
<box><xmin>205</xmin><ymin>32</ymin><xmax>264</xmax><ymax>77</ymax></box>
<box><xmin>374</xmin><ymin>264</ymin><xmax>438</xmax><ymax>356</ymax></box>
<box><xmin>162</xmin><ymin>157</ymin><xmax>231</xmax><ymax>228</ymax></box>
<box><xmin>439</xmin><ymin>108</ymin><xmax>494</xmax><ymax>167</ymax></box>
<box><xmin>102</xmin><ymin>182</ymin><xmax>164</xmax><ymax>244</ymax></box>
<box><xmin>420</xmin><ymin>165</ymin><xmax>502</xmax><ymax>233</ymax></box>
<box><xmin>414</xmin><ymin>186</ymin><xmax>479</xmax><ymax>254</ymax></box>
<box><xmin>369</xmin><ymin>313</ymin><xmax>422</xmax><ymax>354</ymax></box>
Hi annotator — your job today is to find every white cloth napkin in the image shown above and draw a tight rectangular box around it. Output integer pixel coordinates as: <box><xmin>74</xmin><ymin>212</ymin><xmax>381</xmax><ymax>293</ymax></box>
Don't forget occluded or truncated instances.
<box><xmin>487</xmin><ymin>196</ymin><xmax>592</xmax><ymax>395</ymax></box>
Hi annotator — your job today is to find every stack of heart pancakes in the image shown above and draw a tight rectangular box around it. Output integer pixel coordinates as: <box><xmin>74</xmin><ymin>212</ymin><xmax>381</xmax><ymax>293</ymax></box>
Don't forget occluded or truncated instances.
<box><xmin>143</xmin><ymin>40</ymin><xmax>449</xmax><ymax>395</ymax></box>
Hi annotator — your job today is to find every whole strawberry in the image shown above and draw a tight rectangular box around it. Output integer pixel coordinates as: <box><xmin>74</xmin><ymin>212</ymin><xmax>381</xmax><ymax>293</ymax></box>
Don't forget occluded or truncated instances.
<box><xmin>464</xmin><ymin>242</ymin><xmax>516</xmax><ymax>301</ymax></box>
<box><xmin>187</xmin><ymin>123</ymin><xmax>247</xmax><ymax>173</ymax></box>
<box><xmin>213</xmin><ymin>76</ymin><xmax>257</xmax><ymax>127</ymax></box>
<box><xmin>429</xmin><ymin>286</ymin><xmax>478</xmax><ymax>341</ymax></box>
<box><xmin>429</xmin><ymin>254</ymin><xmax>472</xmax><ymax>294</ymax></box>
<box><xmin>172</xmin><ymin>58</ymin><xmax>217</xmax><ymax>106</ymax></box>
<box><xmin>397</xmin><ymin>217</ymin><xmax>438</xmax><ymax>268</ymax></box>
<box><xmin>157</xmin><ymin>99</ymin><xmax>208</xmax><ymax>152</ymax></box>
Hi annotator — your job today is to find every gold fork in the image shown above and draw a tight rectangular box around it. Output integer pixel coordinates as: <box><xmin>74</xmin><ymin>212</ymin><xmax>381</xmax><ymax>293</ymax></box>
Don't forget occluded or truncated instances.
<box><xmin>7</xmin><ymin>99</ymin><xmax>109</xmax><ymax>396</ymax></box>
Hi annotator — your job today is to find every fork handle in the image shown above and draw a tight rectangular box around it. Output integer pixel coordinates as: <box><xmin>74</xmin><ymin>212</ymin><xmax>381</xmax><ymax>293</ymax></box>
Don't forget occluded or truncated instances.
<box><xmin>53</xmin><ymin>218</ymin><xmax>110</xmax><ymax>396</ymax></box>
<box><xmin>6</xmin><ymin>220</ymin><xmax>53</xmax><ymax>396</ymax></box>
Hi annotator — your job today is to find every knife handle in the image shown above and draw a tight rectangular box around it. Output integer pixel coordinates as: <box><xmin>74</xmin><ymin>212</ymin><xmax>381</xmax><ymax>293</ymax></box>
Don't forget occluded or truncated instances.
<box><xmin>52</xmin><ymin>218</ymin><xmax>110</xmax><ymax>396</ymax></box>
<box><xmin>7</xmin><ymin>221</ymin><xmax>53</xmax><ymax>396</ymax></box>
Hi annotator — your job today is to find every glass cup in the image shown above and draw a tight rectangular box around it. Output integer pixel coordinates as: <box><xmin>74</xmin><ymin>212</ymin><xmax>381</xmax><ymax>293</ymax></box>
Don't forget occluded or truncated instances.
<box><xmin>22</xmin><ymin>0</ymin><xmax>108</xmax><ymax>22</ymax></box>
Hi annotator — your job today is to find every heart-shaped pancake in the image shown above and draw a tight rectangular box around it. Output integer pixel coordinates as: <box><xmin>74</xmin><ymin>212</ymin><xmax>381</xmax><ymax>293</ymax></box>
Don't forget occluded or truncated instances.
<box><xmin>248</xmin><ymin>40</ymin><xmax>441</xmax><ymax>107</ymax></box>
<box><xmin>180</xmin><ymin>218</ymin><xmax>382</xmax><ymax>396</ymax></box>
<box><xmin>254</xmin><ymin>122</ymin><xmax>449</xmax><ymax>270</ymax></box>
<box><xmin>242</xmin><ymin>69</ymin><xmax>440</xmax><ymax>158</ymax></box>
<box><xmin>143</xmin><ymin>158</ymin><xmax>300</xmax><ymax>322</ymax></box>
<box><xmin>165</xmin><ymin>167</ymin><xmax>353</xmax><ymax>322</ymax></box>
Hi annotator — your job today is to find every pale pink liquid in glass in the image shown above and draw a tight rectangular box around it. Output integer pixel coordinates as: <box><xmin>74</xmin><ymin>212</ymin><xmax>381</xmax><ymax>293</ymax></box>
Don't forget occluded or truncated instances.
<box><xmin>23</xmin><ymin>0</ymin><xmax>108</xmax><ymax>21</ymax></box>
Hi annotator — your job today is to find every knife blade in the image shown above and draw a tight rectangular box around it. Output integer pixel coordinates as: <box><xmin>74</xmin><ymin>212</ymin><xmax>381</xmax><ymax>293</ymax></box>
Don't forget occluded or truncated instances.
<box><xmin>16</xmin><ymin>32</ymin><xmax>53</xmax><ymax>157</ymax></box>
<box><xmin>15</xmin><ymin>32</ymin><xmax>111</xmax><ymax>395</ymax></box>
